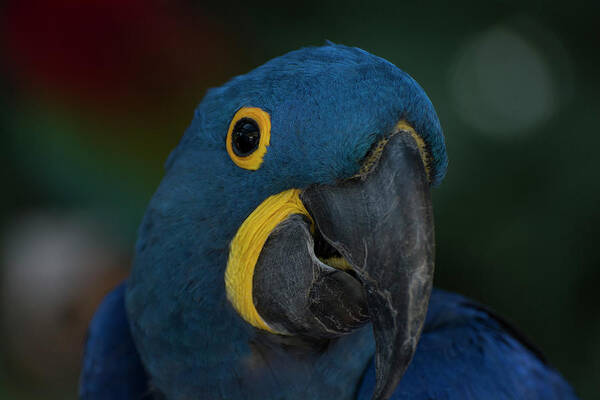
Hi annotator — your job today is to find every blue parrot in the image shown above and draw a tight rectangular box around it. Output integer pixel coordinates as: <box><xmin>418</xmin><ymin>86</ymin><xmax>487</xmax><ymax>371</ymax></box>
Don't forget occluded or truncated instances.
<box><xmin>79</xmin><ymin>44</ymin><xmax>577</xmax><ymax>400</ymax></box>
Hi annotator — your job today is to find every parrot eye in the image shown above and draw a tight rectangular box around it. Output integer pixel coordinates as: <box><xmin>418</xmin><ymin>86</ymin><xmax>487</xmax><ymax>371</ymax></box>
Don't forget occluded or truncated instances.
<box><xmin>231</xmin><ymin>118</ymin><xmax>260</xmax><ymax>156</ymax></box>
<box><xmin>226</xmin><ymin>107</ymin><xmax>271</xmax><ymax>170</ymax></box>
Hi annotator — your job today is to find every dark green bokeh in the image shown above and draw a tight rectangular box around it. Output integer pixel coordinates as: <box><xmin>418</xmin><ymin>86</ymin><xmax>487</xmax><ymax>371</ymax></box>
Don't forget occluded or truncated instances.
<box><xmin>2</xmin><ymin>0</ymin><xmax>598</xmax><ymax>398</ymax></box>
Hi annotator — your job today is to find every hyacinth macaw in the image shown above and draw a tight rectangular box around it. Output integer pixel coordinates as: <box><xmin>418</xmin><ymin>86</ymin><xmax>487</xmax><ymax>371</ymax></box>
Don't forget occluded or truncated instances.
<box><xmin>79</xmin><ymin>44</ymin><xmax>577</xmax><ymax>400</ymax></box>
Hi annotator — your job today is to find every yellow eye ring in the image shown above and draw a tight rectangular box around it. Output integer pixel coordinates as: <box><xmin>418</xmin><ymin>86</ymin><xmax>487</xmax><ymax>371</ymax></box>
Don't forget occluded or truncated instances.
<box><xmin>226</xmin><ymin>107</ymin><xmax>271</xmax><ymax>170</ymax></box>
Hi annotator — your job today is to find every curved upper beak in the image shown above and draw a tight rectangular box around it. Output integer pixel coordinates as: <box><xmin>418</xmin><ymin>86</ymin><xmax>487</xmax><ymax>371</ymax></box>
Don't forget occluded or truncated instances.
<box><xmin>301</xmin><ymin>131</ymin><xmax>434</xmax><ymax>399</ymax></box>
<box><xmin>253</xmin><ymin>131</ymin><xmax>435</xmax><ymax>400</ymax></box>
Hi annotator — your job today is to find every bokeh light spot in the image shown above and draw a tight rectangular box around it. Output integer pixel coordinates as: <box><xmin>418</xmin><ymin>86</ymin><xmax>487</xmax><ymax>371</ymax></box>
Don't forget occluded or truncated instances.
<box><xmin>450</xmin><ymin>25</ymin><xmax>559</xmax><ymax>137</ymax></box>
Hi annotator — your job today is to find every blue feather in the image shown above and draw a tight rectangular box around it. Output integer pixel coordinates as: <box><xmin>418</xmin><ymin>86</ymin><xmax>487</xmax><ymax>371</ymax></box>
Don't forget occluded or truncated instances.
<box><xmin>79</xmin><ymin>282</ymin><xmax>150</xmax><ymax>400</ymax></box>
<box><xmin>357</xmin><ymin>290</ymin><xmax>577</xmax><ymax>400</ymax></box>
<box><xmin>81</xmin><ymin>285</ymin><xmax>576</xmax><ymax>399</ymax></box>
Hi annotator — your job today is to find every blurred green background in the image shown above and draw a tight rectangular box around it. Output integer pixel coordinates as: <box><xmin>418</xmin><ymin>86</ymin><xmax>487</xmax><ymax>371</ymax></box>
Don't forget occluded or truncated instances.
<box><xmin>1</xmin><ymin>0</ymin><xmax>598</xmax><ymax>398</ymax></box>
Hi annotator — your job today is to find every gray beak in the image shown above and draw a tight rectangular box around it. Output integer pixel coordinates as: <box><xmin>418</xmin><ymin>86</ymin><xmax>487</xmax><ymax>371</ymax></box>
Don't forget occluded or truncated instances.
<box><xmin>253</xmin><ymin>131</ymin><xmax>435</xmax><ymax>400</ymax></box>
<box><xmin>301</xmin><ymin>132</ymin><xmax>434</xmax><ymax>400</ymax></box>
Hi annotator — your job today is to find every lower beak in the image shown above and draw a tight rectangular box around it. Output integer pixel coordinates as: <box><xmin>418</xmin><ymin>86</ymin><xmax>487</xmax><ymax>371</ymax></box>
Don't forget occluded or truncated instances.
<box><xmin>300</xmin><ymin>131</ymin><xmax>435</xmax><ymax>400</ymax></box>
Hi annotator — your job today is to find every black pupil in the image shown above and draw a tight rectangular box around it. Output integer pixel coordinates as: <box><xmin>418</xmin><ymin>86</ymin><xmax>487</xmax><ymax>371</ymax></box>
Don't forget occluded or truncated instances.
<box><xmin>232</xmin><ymin>118</ymin><xmax>260</xmax><ymax>156</ymax></box>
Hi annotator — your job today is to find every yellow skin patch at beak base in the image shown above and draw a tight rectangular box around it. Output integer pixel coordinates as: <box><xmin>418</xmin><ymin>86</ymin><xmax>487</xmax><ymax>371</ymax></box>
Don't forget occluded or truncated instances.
<box><xmin>319</xmin><ymin>256</ymin><xmax>353</xmax><ymax>271</ymax></box>
<box><xmin>396</xmin><ymin>120</ymin><xmax>431</xmax><ymax>181</ymax></box>
<box><xmin>225</xmin><ymin>189</ymin><xmax>313</xmax><ymax>334</ymax></box>
<box><xmin>358</xmin><ymin>120</ymin><xmax>431</xmax><ymax>182</ymax></box>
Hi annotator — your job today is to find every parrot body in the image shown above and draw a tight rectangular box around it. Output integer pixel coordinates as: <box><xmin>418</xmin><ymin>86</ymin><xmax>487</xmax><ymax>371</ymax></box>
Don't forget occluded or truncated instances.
<box><xmin>80</xmin><ymin>44</ymin><xmax>576</xmax><ymax>400</ymax></box>
<box><xmin>80</xmin><ymin>284</ymin><xmax>576</xmax><ymax>399</ymax></box>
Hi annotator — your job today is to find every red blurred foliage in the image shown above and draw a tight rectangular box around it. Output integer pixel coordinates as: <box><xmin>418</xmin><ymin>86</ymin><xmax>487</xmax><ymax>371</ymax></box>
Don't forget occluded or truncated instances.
<box><xmin>2</xmin><ymin>0</ymin><xmax>235</xmax><ymax>109</ymax></box>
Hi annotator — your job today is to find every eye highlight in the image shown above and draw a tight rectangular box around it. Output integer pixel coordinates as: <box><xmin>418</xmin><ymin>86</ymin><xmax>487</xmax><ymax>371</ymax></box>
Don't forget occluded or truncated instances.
<box><xmin>226</xmin><ymin>107</ymin><xmax>271</xmax><ymax>170</ymax></box>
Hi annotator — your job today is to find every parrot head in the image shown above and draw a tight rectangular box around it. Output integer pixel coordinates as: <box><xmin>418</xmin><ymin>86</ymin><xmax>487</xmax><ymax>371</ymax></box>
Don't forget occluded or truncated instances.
<box><xmin>126</xmin><ymin>43</ymin><xmax>447</xmax><ymax>400</ymax></box>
